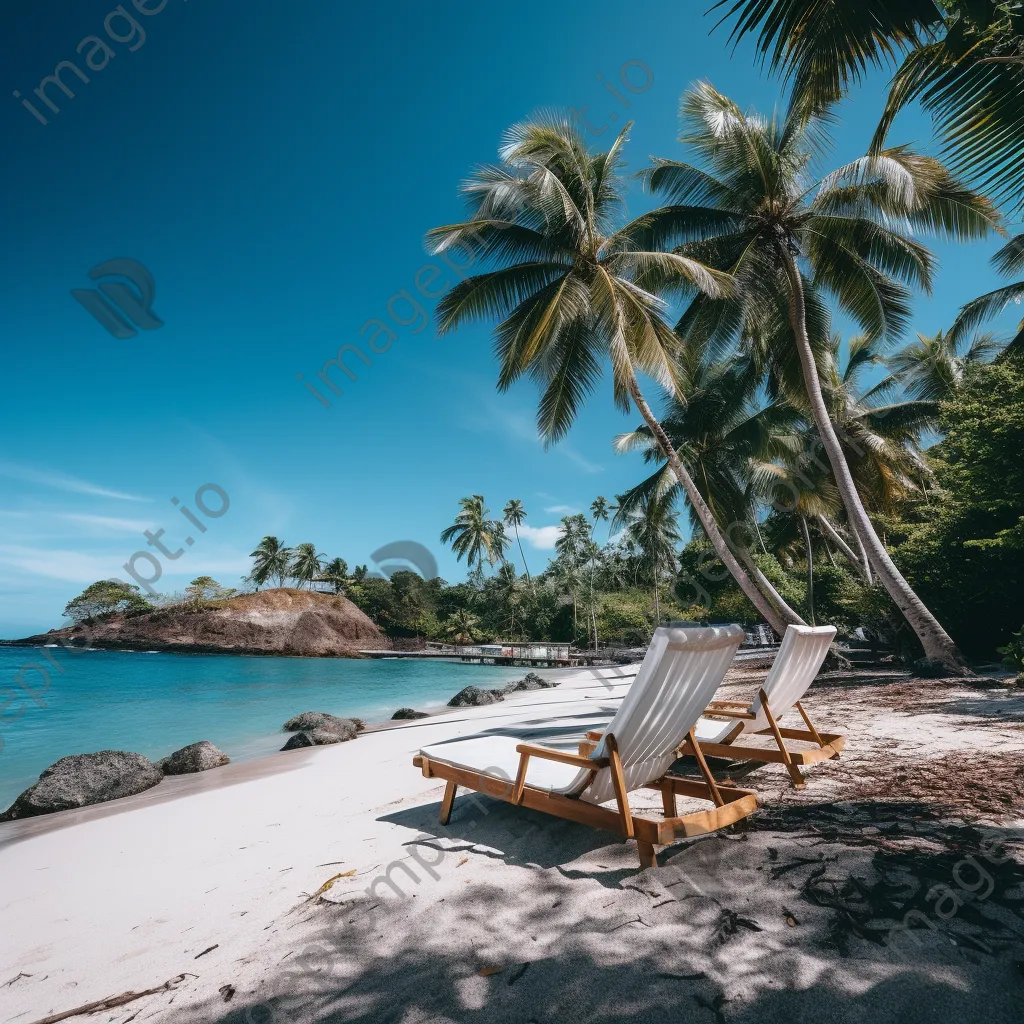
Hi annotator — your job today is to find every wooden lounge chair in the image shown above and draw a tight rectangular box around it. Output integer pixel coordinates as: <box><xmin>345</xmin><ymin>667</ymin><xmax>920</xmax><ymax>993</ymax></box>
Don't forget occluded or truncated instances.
<box><xmin>690</xmin><ymin>624</ymin><xmax>843</xmax><ymax>789</ymax></box>
<box><xmin>413</xmin><ymin>625</ymin><xmax>758</xmax><ymax>869</ymax></box>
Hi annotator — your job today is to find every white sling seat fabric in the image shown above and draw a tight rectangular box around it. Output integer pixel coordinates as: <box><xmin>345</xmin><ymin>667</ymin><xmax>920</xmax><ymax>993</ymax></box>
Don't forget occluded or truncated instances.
<box><xmin>420</xmin><ymin>625</ymin><xmax>745</xmax><ymax>805</ymax></box>
<box><xmin>694</xmin><ymin>624</ymin><xmax>837</xmax><ymax>743</ymax></box>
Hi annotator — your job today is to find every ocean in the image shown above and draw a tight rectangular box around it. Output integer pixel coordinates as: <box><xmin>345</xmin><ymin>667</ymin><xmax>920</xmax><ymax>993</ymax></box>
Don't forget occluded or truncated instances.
<box><xmin>0</xmin><ymin>645</ymin><xmax>531</xmax><ymax>810</ymax></box>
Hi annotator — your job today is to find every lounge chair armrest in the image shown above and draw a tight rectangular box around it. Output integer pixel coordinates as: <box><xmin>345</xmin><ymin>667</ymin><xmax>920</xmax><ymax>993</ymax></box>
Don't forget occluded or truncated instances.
<box><xmin>704</xmin><ymin>708</ymin><xmax>757</xmax><ymax>720</ymax></box>
<box><xmin>515</xmin><ymin>743</ymin><xmax>608</xmax><ymax>769</ymax></box>
<box><xmin>706</xmin><ymin>700</ymin><xmax>751</xmax><ymax>710</ymax></box>
<box><xmin>585</xmin><ymin>730</ymin><xmax>603</xmax><ymax>741</ymax></box>
<box><xmin>578</xmin><ymin>739</ymin><xmax>598</xmax><ymax>758</ymax></box>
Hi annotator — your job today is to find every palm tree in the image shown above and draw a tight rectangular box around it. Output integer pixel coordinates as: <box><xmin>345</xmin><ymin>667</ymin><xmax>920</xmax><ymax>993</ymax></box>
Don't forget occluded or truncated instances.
<box><xmin>290</xmin><ymin>543</ymin><xmax>325</xmax><ymax>589</ymax></box>
<box><xmin>494</xmin><ymin>561</ymin><xmax>524</xmax><ymax>637</ymax></box>
<box><xmin>710</xmin><ymin>1</ymin><xmax>1024</xmax><ymax>213</ymax></box>
<box><xmin>502</xmin><ymin>499</ymin><xmax>534</xmax><ymax>590</ymax></box>
<box><xmin>317</xmin><ymin>557</ymin><xmax>349</xmax><ymax>594</ymax></box>
<box><xmin>444</xmin><ymin>608</ymin><xmax>481</xmax><ymax>645</ymax></box>
<box><xmin>587</xmin><ymin>496</ymin><xmax>610</xmax><ymax>648</ymax></box>
<box><xmin>950</xmin><ymin>233</ymin><xmax>1024</xmax><ymax>356</ymax></box>
<box><xmin>886</xmin><ymin>329</ymin><xmax>1006</xmax><ymax>402</ymax></box>
<box><xmin>614</xmin><ymin>345</ymin><xmax>806</xmax><ymax>626</ymax></box>
<box><xmin>426</xmin><ymin>114</ymin><xmax>793</xmax><ymax>634</ymax></box>
<box><xmin>640</xmin><ymin>82</ymin><xmax>1000</xmax><ymax>669</ymax></box>
<box><xmin>554</xmin><ymin>514</ymin><xmax>590</xmax><ymax>641</ymax></box>
<box><xmin>249</xmin><ymin>536</ymin><xmax>292</xmax><ymax>590</ymax></box>
<box><xmin>441</xmin><ymin>495</ymin><xmax>503</xmax><ymax>571</ymax></box>
<box><xmin>625</xmin><ymin>492</ymin><xmax>681</xmax><ymax>624</ymax></box>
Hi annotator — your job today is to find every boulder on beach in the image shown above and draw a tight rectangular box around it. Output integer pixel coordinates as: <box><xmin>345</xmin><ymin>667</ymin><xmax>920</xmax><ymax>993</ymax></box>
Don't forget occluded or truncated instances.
<box><xmin>283</xmin><ymin>711</ymin><xmax>364</xmax><ymax>735</ymax></box>
<box><xmin>447</xmin><ymin>686</ymin><xmax>503</xmax><ymax>708</ymax></box>
<box><xmin>501</xmin><ymin>671</ymin><xmax>557</xmax><ymax>694</ymax></box>
<box><xmin>0</xmin><ymin>751</ymin><xmax>163</xmax><ymax>822</ymax></box>
<box><xmin>281</xmin><ymin>727</ymin><xmax>357</xmax><ymax>750</ymax></box>
<box><xmin>392</xmin><ymin>708</ymin><xmax>429</xmax><ymax>720</ymax></box>
<box><xmin>157</xmin><ymin>741</ymin><xmax>230</xmax><ymax>776</ymax></box>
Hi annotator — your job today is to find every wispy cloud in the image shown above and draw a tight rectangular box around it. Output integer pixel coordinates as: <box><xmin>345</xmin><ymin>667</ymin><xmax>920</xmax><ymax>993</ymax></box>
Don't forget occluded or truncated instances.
<box><xmin>517</xmin><ymin>523</ymin><xmax>563</xmax><ymax>550</ymax></box>
<box><xmin>0</xmin><ymin>462</ymin><xmax>152</xmax><ymax>502</ymax></box>
<box><xmin>544</xmin><ymin>504</ymin><xmax>580</xmax><ymax>515</ymax></box>
<box><xmin>57</xmin><ymin>513</ymin><xmax>157</xmax><ymax>534</ymax></box>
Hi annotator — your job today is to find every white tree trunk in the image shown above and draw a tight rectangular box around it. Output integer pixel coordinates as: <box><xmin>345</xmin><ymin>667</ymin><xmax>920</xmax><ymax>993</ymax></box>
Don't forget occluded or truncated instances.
<box><xmin>781</xmin><ymin>251</ymin><xmax>966</xmax><ymax>671</ymax></box>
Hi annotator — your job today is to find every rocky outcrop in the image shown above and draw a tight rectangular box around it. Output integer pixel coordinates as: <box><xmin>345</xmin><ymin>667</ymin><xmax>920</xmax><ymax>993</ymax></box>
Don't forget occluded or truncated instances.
<box><xmin>500</xmin><ymin>672</ymin><xmax>555</xmax><ymax>694</ymax></box>
<box><xmin>157</xmin><ymin>741</ymin><xmax>230</xmax><ymax>776</ymax></box>
<box><xmin>281</xmin><ymin>728</ymin><xmax>357</xmax><ymax>750</ymax></box>
<box><xmin>392</xmin><ymin>708</ymin><xmax>429</xmax><ymax>720</ymax></box>
<box><xmin>10</xmin><ymin>588</ymin><xmax>386</xmax><ymax>658</ymax></box>
<box><xmin>0</xmin><ymin>751</ymin><xmax>162</xmax><ymax>821</ymax></box>
<box><xmin>283</xmin><ymin>712</ymin><xmax>364</xmax><ymax>735</ymax></box>
<box><xmin>447</xmin><ymin>686</ymin><xmax>503</xmax><ymax>707</ymax></box>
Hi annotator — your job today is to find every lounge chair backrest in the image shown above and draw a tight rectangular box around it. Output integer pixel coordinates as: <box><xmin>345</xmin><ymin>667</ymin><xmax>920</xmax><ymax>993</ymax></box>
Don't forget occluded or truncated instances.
<box><xmin>747</xmin><ymin>624</ymin><xmax>836</xmax><ymax>733</ymax></box>
<box><xmin>580</xmin><ymin>625</ymin><xmax>745</xmax><ymax>804</ymax></box>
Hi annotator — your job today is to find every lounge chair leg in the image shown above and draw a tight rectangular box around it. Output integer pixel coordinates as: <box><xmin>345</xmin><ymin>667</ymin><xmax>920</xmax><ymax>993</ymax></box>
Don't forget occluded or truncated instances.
<box><xmin>637</xmin><ymin>840</ymin><xmax>657</xmax><ymax>869</ymax></box>
<box><xmin>660</xmin><ymin>780</ymin><xmax>677</xmax><ymax>818</ymax></box>
<box><xmin>439</xmin><ymin>780</ymin><xmax>457</xmax><ymax>825</ymax></box>
<box><xmin>759</xmin><ymin>690</ymin><xmax>806</xmax><ymax>790</ymax></box>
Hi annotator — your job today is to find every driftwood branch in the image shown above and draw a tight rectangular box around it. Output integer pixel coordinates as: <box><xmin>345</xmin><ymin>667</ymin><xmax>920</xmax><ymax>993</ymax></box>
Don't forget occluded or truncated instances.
<box><xmin>27</xmin><ymin>974</ymin><xmax>189</xmax><ymax>1024</ymax></box>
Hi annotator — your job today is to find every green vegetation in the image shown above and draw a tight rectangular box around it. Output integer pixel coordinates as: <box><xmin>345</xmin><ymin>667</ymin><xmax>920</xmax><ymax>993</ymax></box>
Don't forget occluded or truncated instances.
<box><xmin>63</xmin><ymin>580</ymin><xmax>151</xmax><ymax>624</ymax></box>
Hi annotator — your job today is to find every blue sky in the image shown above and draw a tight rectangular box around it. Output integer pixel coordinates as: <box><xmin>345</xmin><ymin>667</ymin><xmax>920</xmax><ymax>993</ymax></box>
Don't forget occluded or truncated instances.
<box><xmin>1</xmin><ymin>0</ymin><xmax>1019</xmax><ymax>637</ymax></box>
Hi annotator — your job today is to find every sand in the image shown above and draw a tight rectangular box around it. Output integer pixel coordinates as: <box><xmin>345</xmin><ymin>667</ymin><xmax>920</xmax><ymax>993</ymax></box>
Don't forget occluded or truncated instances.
<box><xmin>1</xmin><ymin>662</ymin><xmax>1022</xmax><ymax>1023</ymax></box>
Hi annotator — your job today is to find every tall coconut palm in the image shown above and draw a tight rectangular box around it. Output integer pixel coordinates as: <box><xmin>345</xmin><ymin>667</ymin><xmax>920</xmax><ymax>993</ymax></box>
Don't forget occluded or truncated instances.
<box><xmin>290</xmin><ymin>543</ymin><xmax>325</xmax><ymax>589</ymax></box>
<box><xmin>710</xmin><ymin>1</ymin><xmax>1024</xmax><ymax>213</ymax></box>
<box><xmin>317</xmin><ymin>557</ymin><xmax>349</xmax><ymax>594</ymax></box>
<box><xmin>885</xmin><ymin>329</ymin><xmax>1006</xmax><ymax>402</ymax></box>
<box><xmin>502</xmin><ymin>499</ymin><xmax>533</xmax><ymax>589</ymax></box>
<box><xmin>441</xmin><ymin>495</ymin><xmax>503</xmax><ymax>571</ymax></box>
<box><xmin>614</xmin><ymin>345</ymin><xmax>807</xmax><ymax>625</ymax></box>
<box><xmin>249</xmin><ymin>536</ymin><xmax>292</xmax><ymax>590</ymax></box>
<box><xmin>639</xmin><ymin>82</ymin><xmax>1000</xmax><ymax>669</ymax></box>
<box><xmin>950</xmin><ymin>233</ymin><xmax>1024</xmax><ymax>356</ymax></box>
<box><xmin>426</xmin><ymin>114</ymin><xmax>793</xmax><ymax>634</ymax></box>
<box><xmin>625</xmin><ymin>491</ymin><xmax>681</xmax><ymax>624</ymax></box>
<box><xmin>587</xmin><ymin>496</ymin><xmax>610</xmax><ymax>648</ymax></box>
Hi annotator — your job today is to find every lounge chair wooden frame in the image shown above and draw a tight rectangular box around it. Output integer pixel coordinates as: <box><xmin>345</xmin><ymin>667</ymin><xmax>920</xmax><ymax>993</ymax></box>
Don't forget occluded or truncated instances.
<box><xmin>414</xmin><ymin>724</ymin><xmax>758</xmax><ymax>869</ymax></box>
<box><xmin>693</xmin><ymin>687</ymin><xmax>845</xmax><ymax>790</ymax></box>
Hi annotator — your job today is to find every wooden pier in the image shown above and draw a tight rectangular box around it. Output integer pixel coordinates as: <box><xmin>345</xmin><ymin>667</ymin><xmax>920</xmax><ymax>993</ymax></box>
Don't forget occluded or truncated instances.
<box><xmin>359</xmin><ymin>641</ymin><xmax>582</xmax><ymax>668</ymax></box>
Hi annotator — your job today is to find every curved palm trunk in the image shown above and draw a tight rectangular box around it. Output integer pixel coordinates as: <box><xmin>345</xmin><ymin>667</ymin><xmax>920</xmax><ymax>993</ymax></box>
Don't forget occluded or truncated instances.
<box><xmin>736</xmin><ymin>547</ymin><xmax>807</xmax><ymax>627</ymax></box>
<box><xmin>849</xmin><ymin>520</ymin><xmax>874</xmax><ymax>585</ymax></box>
<box><xmin>800</xmin><ymin>515</ymin><xmax>816</xmax><ymax>626</ymax></box>
<box><xmin>627</xmin><ymin>376</ymin><xmax>795</xmax><ymax>636</ymax></box>
<box><xmin>818</xmin><ymin>515</ymin><xmax>870</xmax><ymax>582</ymax></box>
<box><xmin>781</xmin><ymin>251</ymin><xmax>966</xmax><ymax>670</ymax></box>
<box><xmin>514</xmin><ymin>526</ymin><xmax>533</xmax><ymax>592</ymax></box>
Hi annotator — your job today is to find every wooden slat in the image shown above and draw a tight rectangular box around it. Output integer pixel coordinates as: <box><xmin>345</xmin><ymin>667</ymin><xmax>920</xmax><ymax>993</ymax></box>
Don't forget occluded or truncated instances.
<box><xmin>514</xmin><ymin>743</ymin><xmax>607</xmax><ymax>770</ymax></box>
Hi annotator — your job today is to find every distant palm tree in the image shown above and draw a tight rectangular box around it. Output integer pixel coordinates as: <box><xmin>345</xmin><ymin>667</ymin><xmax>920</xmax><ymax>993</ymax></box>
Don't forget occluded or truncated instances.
<box><xmin>950</xmin><ymin>233</ymin><xmax>1024</xmax><ymax>358</ymax></box>
<box><xmin>290</xmin><ymin>543</ymin><xmax>325</xmax><ymax>589</ymax></box>
<box><xmin>441</xmin><ymin>495</ymin><xmax>503</xmax><ymax>571</ymax></box>
<box><xmin>494</xmin><ymin>561</ymin><xmax>524</xmax><ymax>637</ymax></box>
<box><xmin>444</xmin><ymin>608</ymin><xmax>482</xmax><ymax>646</ymax></box>
<box><xmin>317</xmin><ymin>557</ymin><xmax>349</xmax><ymax>594</ymax></box>
<box><xmin>426</xmin><ymin>114</ymin><xmax>795</xmax><ymax>635</ymax></box>
<box><xmin>886</xmin><ymin>330</ymin><xmax>1006</xmax><ymax>402</ymax></box>
<box><xmin>249</xmin><ymin>536</ymin><xmax>292</xmax><ymax>590</ymax></box>
<box><xmin>626</xmin><ymin>492</ymin><xmax>681</xmax><ymax>625</ymax></box>
<box><xmin>503</xmin><ymin>499</ymin><xmax>533</xmax><ymax>590</ymax></box>
<box><xmin>641</xmin><ymin>81</ymin><xmax>999</xmax><ymax>669</ymax></box>
<box><xmin>587</xmin><ymin>497</ymin><xmax>610</xmax><ymax>648</ymax></box>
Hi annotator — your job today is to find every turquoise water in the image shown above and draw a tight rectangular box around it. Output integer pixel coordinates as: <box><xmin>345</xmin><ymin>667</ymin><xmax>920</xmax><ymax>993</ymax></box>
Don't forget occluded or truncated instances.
<box><xmin>0</xmin><ymin>645</ymin><xmax>529</xmax><ymax>810</ymax></box>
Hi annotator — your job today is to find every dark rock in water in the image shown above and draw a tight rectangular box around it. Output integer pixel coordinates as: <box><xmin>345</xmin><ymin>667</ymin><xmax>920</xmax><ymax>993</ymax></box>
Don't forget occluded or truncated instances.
<box><xmin>0</xmin><ymin>751</ymin><xmax>162</xmax><ymax>821</ymax></box>
<box><xmin>281</xmin><ymin>727</ymin><xmax>357</xmax><ymax>750</ymax></box>
<box><xmin>283</xmin><ymin>711</ymin><xmax>363</xmax><ymax>736</ymax></box>
<box><xmin>157</xmin><ymin>741</ymin><xmax>230</xmax><ymax>776</ymax></box>
<box><xmin>501</xmin><ymin>671</ymin><xmax>558</xmax><ymax>694</ymax></box>
<box><xmin>447</xmin><ymin>686</ymin><xmax>503</xmax><ymax>707</ymax></box>
<box><xmin>392</xmin><ymin>707</ymin><xmax>429</xmax><ymax>720</ymax></box>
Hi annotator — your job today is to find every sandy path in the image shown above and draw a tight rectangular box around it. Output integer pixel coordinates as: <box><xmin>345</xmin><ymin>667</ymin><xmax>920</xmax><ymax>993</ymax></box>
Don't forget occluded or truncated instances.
<box><xmin>1</xmin><ymin>664</ymin><xmax>1021</xmax><ymax>1023</ymax></box>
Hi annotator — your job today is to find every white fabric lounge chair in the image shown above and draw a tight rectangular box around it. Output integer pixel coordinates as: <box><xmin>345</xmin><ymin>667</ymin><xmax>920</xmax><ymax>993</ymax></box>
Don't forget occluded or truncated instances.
<box><xmin>691</xmin><ymin>624</ymin><xmax>843</xmax><ymax>789</ymax></box>
<box><xmin>413</xmin><ymin>625</ymin><xmax>758</xmax><ymax>868</ymax></box>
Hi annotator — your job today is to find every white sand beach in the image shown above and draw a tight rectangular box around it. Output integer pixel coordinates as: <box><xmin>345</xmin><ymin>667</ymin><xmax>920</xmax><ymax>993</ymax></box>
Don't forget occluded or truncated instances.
<box><xmin>1</xmin><ymin>661</ymin><xmax>1022</xmax><ymax>1024</ymax></box>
